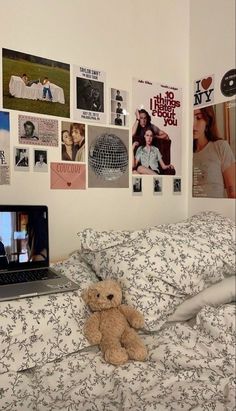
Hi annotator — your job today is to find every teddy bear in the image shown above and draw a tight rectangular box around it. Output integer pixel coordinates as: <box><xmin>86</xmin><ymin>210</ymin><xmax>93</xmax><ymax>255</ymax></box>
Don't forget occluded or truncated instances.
<box><xmin>82</xmin><ymin>279</ymin><xmax>148</xmax><ymax>366</ymax></box>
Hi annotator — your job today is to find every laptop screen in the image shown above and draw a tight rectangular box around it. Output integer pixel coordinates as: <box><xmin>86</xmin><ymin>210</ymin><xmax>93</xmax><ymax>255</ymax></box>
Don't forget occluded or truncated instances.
<box><xmin>0</xmin><ymin>205</ymin><xmax>49</xmax><ymax>271</ymax></box>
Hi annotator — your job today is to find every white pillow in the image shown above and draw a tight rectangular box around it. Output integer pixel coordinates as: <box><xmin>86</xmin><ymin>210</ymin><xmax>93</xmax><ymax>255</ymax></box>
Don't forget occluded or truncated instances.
<box><xmin>168</xmin><ymin>276</ymin><xmax>236</xmax><ymax>322</ymax></box>
<box><xmin>79</xmin><ymin>212</ymin><xmax>236</xmax><ymax>331</ymax></box>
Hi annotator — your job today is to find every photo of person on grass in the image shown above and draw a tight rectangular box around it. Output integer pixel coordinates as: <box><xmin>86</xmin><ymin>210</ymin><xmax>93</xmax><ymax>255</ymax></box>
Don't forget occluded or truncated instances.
<box><xmin>2</xmin><ymin>48</ymin><xmax>70</xmax><ymax>118</ymax></box>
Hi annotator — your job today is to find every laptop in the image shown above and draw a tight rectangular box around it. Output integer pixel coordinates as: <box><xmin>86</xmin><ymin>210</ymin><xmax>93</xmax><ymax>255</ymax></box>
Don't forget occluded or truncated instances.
<box><xmin>0</xmin><ymin>205</ymin><xmax>79</xmax><ymax>302</ymax></box>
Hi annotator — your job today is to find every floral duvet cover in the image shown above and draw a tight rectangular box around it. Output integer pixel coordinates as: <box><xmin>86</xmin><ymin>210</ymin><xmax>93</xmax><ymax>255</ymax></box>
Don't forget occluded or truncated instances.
<box><xmin>0</xmin><ymin>212</ymin><xmax>235</xmax><ymax>411</ymax></box>
<box><xmin>1</xmin><ymin>302</ymin><xmax>235</xmax><ymax>411</ymax></box>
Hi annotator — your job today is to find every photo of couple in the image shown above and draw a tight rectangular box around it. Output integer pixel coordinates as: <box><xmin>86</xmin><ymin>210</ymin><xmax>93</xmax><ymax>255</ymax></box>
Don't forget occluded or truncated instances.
<box><xmin>61</xmin><ymin>121</ymin><xmax>85</xmax><ymax>162</ymax></box>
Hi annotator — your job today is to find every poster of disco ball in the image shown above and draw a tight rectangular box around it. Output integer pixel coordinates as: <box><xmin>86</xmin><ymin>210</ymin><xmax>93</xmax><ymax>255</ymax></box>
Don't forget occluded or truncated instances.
<box><xmin>88</xmin><ymin>126</ymin><xmax>129</xmax><ymax>187</ymax></box>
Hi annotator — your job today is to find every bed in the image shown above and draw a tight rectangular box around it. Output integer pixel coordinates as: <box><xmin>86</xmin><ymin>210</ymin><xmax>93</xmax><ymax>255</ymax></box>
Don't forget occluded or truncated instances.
<box><xmin>0</xmin><ymin>211</ymin><xmax>235</xmax><ymax>411</ymax></box>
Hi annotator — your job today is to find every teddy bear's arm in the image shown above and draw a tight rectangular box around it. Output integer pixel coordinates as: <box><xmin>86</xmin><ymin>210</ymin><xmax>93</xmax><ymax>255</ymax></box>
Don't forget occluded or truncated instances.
<box><xmin>119</xmin><ymin>304</ymin><xmax>144</xmax><ymax>329</ymax></box>
<box><xmin>84</xmin><ymin>312</ymin><xmax>102</xmax><ymax>345</ymax></box>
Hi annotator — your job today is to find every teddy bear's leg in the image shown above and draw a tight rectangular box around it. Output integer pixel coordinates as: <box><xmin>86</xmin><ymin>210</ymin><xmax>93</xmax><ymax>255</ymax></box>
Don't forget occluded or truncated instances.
<box><xmin>100</xmin><ymin>337</ymin><xmax>128</xmax><ymax>366</ymax></box>
<box><xmin>121</xmin><ymin>327</ymin><xmax>148</xmax><ymax>361</ymax></box>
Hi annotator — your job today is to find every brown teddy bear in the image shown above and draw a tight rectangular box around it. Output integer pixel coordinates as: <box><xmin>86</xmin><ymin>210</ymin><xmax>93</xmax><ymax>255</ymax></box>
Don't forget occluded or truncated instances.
<box><xmin>82</xmin><ymin>279</ymin><xmax>148</xmax><ymax>365</ymax></box>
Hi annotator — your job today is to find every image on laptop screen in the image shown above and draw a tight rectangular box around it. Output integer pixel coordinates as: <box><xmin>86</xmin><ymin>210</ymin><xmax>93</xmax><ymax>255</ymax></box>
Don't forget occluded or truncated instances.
<box><xmin>0</xmin><ymin>205</ymin><xmax>49</xmax><ymax>271</ymax></box>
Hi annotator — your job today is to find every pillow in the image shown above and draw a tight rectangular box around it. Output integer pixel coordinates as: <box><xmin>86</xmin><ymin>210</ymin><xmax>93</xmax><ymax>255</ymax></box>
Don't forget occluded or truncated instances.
<box><xmin>79</xmin><ymin>212</ymin><xmax>236</xmax><ymax>332</ymax></box>
<box><xmin>168</xmin><ymin>276</ymin><xmax>236</xmax><ymax>322</ymax></box>
<box><xmin>0</xmin><ymin>251</ymin><xmax>98</xmax><ymax>373</ymax></box>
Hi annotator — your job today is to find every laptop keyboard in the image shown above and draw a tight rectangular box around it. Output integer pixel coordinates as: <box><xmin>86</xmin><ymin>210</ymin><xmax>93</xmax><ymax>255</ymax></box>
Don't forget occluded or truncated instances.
<box><xmin>0</xmin><ymin>269</ymin><xmax>58</xmax><ymax>285</ymax></box>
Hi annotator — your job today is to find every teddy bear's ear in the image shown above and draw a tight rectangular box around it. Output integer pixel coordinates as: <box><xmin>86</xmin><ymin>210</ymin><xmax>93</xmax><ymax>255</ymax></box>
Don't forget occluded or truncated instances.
<box><xmin>81</xmin><ymin>288</ymin><xmax>89</xmax><ymax>303</ymax></box>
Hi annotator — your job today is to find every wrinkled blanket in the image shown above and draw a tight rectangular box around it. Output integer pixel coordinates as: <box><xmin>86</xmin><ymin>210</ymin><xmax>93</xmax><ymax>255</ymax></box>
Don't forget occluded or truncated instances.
<box><xmin>1</xmin><ymin>303</ymin><xmax>235</xmax><ymax>411</ymax></box>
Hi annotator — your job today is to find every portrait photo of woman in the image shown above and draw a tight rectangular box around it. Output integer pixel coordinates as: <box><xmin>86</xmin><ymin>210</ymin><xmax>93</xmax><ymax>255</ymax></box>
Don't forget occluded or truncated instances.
<box><xmin>193</xmin><ymin>102</ymin><xmax>236</xmax><ymax>198</ymax></box>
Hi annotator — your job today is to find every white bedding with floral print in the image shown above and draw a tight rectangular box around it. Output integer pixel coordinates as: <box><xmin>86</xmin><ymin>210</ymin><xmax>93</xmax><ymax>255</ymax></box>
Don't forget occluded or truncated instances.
<box><xmin>0</xmin><ymin>253</ymin><xmax>98</xmax><ymax>373</ymax></box>
<box><xmin>0</xmin><ymin>211</ymin><xmax>235</xmax><ymax>411</ymax></box>
<box><xmin>0</xmin><ymin>302</ymin><xmax>235</xmax><ymax>410</ymax></box>
<box><xmin>79</xmin><ymin>211</ymin><xmax>235</xmax><ymax>331</ymax></box>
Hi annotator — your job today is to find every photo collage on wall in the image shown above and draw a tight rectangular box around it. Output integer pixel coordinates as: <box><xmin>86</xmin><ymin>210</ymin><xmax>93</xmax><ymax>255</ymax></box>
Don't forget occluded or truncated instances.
<box><xmin>5</xmin><ymin>47</ymin><xmax>233</xmax><ymax>196</ymax></box>
<box><xmin>192</xmin><ymin>69</ymin><xmax>236</xmax><ymax>199</ymax></box>
<box><xmin>0</xmin><ymin>48</ymin><xmax>133</xmax><ymax>190</ymax></box>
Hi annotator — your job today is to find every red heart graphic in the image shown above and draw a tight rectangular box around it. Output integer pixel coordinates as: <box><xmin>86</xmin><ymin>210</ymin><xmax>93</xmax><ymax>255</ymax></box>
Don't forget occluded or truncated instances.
<box><xmin>67</xmin><ymin>182</ymin><xmax>71</xmax><ymax>186</ymax></box>
<box><xmin>201</xmin><ymin>77</ymin><xmax>212</xmax><ymax>90</ymax></box>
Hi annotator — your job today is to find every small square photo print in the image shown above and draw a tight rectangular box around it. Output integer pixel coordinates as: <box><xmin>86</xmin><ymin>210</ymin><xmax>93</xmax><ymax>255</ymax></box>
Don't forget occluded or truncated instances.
<box><xmin>173</xmin><ymin>177</ymin><xmax>181</xmax><ymax>194</ymax></box>
<box><xmin>33</xmin><ymin>149</ymin><xmax>48</xmax><ymax>172</ymax></box>
<box><xmin>132</xmin><ymin>176</ymin><xmax>142</xmax><ymax>196</ymax></box>
<box><xmin>14</xmin><ymin>147</ymin><xmax>29</xmax><ymax>171</ymax></box>
<box><xmin>153</xmin><ymin>177</ymin><xmax>162</xmax><ymax>195</ymax></box>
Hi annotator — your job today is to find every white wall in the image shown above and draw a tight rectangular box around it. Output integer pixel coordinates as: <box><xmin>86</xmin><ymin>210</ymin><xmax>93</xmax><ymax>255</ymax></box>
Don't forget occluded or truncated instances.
<box><xmin>188</xmin><ymin>0</ymin><xmax>236</xmax><ymax>220</ymax></box>
<box><xmin>1</xmin><ymin>0</ymin><xmax>235</xmax><ymax>261</ymax></box>
<box><xmin>1</xmin><ymin>0</ymin><xmax>190</xmax><ymax>260</ymax></box>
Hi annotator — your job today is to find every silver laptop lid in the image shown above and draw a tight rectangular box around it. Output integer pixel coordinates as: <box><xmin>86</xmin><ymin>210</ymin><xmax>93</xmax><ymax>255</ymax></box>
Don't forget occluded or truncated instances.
<box><xmin>0</xmin><ymin>205</ymin><xmax>50</xmax><ymax>273</ymax></box>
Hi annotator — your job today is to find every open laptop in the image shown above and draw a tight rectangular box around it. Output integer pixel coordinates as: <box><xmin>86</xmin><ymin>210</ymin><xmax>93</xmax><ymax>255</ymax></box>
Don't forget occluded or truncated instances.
<box><xmin>0</xmin><ymin>205</ymin><xmax>79</xmax><ymax>302</ymax></box>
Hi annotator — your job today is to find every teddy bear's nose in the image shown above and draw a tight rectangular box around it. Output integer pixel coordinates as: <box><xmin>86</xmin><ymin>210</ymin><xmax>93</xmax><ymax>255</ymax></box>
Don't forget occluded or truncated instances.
<box><xmin>107</xmin><ymin>294</ymin><xmax>114</xmax><ymax>300</ymax></box>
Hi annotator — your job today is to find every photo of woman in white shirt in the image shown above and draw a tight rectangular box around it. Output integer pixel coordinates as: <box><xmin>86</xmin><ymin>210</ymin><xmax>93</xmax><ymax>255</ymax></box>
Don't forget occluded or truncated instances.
<box><xmin>193</xmin><ymin>105</ymin><xmax>235</xmax><ymax>198</ymax></box>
